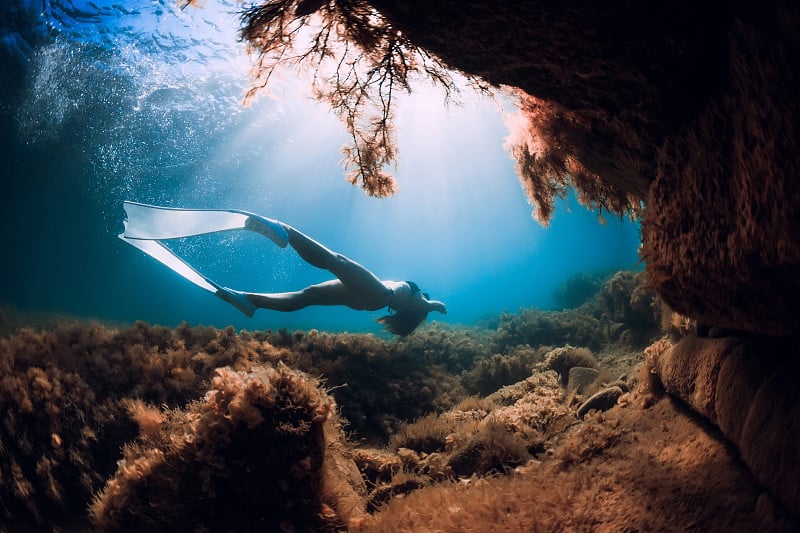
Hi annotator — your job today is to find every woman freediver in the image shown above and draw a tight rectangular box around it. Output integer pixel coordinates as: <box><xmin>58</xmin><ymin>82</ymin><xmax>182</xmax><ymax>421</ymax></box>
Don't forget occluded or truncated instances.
<box><xmin>119</xmin><ymin>201</ymin><xmax>446</xmax><ymax>335</ymax></box>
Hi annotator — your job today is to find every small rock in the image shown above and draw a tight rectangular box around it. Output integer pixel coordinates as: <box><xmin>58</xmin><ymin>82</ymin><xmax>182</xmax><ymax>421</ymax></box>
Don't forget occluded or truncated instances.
<box><xmin>577</xmin><ymin>386</ymin><xmax>624</xmax><ymax>419</ymax></box>
<box><xmin>605</xmin><ymin>379</ymin><xmax>630</xmax><ymax>393</ymax></box>
<box><xmin>567</xmin><ymin>367</ymin><xmax>600</xmax><ymax>394</ymax></box>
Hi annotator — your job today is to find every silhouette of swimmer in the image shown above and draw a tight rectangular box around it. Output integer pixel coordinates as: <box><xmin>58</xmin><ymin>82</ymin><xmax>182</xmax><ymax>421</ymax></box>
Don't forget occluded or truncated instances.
<box><xmin>119</xmin><ymin>201</ymin><xmax>446</xmax><ymax>335</ymax></box>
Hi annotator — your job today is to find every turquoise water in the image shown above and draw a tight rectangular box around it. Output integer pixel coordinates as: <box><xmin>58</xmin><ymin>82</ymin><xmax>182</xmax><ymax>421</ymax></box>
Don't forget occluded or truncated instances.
<box><xmin>0</xmin><ymin>0</ymin><xmax>641</xmax><ymax>334</ymax></box>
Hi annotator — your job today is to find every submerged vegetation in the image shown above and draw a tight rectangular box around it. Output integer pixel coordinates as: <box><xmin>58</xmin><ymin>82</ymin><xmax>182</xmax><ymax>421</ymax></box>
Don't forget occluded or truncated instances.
<box><xmin>198</xmin><ymin>0</ymin><xmax>464</xmax><ymax>197</ymax></box>
<box><xmin>0</xmin><ymin>270</ymin><xmax>662</xmax><ymax>529</ymax></box>
<box><xmin>0</xmin><ymin>270</ymin><xmax>794</xmax><ymax>530</ymax></box>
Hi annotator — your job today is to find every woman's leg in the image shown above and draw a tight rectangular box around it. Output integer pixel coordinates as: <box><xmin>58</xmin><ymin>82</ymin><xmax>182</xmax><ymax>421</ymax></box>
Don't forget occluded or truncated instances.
<box><xmin>280</xmin><ymin>226</ymin><xmax>391</xmax><ymax>308</ymax></box>
<box><xmin>233</xmin><ymin>216</ymin><xmax>392</xmax><ymax>313</ymax></box>
<box><xmin>243</xmin><ymin>280</ymin><xmax>384</xmax><ymax>312</ymax></box>
<box><xmin>220</xmin><ymin>228</ymin><xmax>392</xmax><ymax>314</ymax></box>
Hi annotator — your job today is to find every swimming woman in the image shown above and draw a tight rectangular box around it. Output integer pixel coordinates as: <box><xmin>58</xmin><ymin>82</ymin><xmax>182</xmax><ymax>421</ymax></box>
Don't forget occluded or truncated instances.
<box><xmin>119</xmin><ymin>201</ymin><xmax>446</xmax><ymax>335</ymax></box>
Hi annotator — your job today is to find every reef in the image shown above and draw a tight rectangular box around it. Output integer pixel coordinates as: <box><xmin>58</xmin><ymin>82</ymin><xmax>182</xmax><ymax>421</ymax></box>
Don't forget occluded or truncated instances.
<box><xmin>5</xmin><ymin>0</ymin><xmax>800</xmax><ymax>527</ymax></box>
<box><xmin>492</xmin><ymin>271</ymin><xmax>660</xmax><ymax>356</ymax></box>
<box><xmin>0</xmin><ymin>321</ymin><xmax>367</xmax><ymax>530</ymax></box>
<box><xmin>351</xmin><ymin>361</ymin><xmax>796</xmax><ymax>532</ymax></box>
<box><xmin>2</xmin><ymin>272</ymin><xmax>798</xmax><ymax>530</ymax></box>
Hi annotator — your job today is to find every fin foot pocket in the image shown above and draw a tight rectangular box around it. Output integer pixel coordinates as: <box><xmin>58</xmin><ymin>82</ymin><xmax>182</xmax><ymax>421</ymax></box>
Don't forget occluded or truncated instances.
<box><xmin>245</xmin><ymin>216</ymin><xmax>289</xmax><ymax>248</ymax></box>
<box><xmin>216</xmin><ymin>287</ymin><xmax>257</xmax><ymax>317</ymax></box>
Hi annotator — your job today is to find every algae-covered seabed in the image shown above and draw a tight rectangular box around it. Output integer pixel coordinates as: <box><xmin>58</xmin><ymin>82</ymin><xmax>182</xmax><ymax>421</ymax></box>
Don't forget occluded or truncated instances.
<box><xmin>0</xmin><ymin>272</ymin><xmax>795</xmax><ymax>531</ymax></box>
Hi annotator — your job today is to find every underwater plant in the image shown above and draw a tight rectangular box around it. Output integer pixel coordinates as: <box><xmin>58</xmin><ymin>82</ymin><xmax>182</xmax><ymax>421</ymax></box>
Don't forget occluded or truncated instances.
<box><xmin>0</xmin><ymin>321</ymin><xmax>351</xmax><ymax>528</ymax></box>
<box><xmin>256</xmin><ymin>319</ymin><xmax>615</xmax><ymax>451</ymax></box>
<box><xmin>551</xmin><ymin>271</ymin><xmax>610</xmax><ymax>309</ymax></box>
<box><xmin>0</xmin><ymin>321</ymin><xmax>263</xmax><ymax>528</ymax></box>
<box><xmin>250</xmin><ymin>327</ymin><xmax>479</xmax><ymax>443</ymax></box>
<box><xmin>492</xmin><ymin>307</ymin><xmax>606</xmax><ymax>352</ymax></box>
<box><xmin>505</xmin><ymin>91</ymin><xmax>640</xmax><ymax>224</ymax></box>
<box><xmin>0</xmin><ymin>270</ymin><xmax>656</xmax><ymax>527</ymax></box>
<box><xmin>178</xmin><ymin>0</ymin><xmax>464</xmax><ymax>197</ymax></box>
<box><xmin>491</xmin><ymin>270</ymin><xmax>661</xmax><ymax>354</ymax></box>
<box><xmin>446</xmin><ymin>420</ymin><xmax>532</xmax><ymax>477</ymax></box>
<box><xmin>599</xmin><ymin>272</ymin><xmax>658</xmax><ymax>327</ymax></box>
<box><xmin>463</xmin><ymin>344</ymin><xmax>549</xmax><ymax>396</ymax></box>
<box><xmin>389</xmin><ymin>412</ymin><xmax>464</xmax><ymax>454</ymax></box>
<box><xmin>0</xmin><ymin>299</ymin><xmax>794</xmax><ymax>530</ymax></box>
<box><xmin>538</xmin><ymin>345</ymin><xmax>597</xmax><ymax>386</ymax></box>
<box><xmin>90</xmin><ymin>363</ymin><xmax>364</xmax><ymax>531</ymax></box>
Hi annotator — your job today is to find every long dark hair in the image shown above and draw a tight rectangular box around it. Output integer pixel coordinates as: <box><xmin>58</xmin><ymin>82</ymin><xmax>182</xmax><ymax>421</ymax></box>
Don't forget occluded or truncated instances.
<box><xmin>377</xmin><ymin>281</ymin><xmax>428</xmax><ymax>335</ymax></box>
<box><xmin>377</xmin><ymin>307</ymin><xmax>428</xmax><ymax>336</ymax></box>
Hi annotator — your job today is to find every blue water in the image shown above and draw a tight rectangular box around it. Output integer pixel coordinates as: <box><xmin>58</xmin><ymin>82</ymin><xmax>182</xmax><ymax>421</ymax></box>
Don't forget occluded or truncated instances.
<box><xmin>0</xmin><ymin>0</ymin><xmax>642</xmax><ymax>334</ymax></box>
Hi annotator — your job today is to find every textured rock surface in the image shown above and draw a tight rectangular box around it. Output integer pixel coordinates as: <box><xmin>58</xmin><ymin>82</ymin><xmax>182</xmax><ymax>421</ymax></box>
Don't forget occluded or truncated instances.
<box><xmin>356</xmin><ymin>376</ymin><xmax>797</xmax><ymax>531</ymax></box>
<box><xmin>642</xmin><ymin>12</ymin><xmax>800</xmax><ymax>336</ymax></box>
<box><xmin>371</xmin><ymin>0</ymin><xmax>728</xmax><ymax>202</ymax></box>
<box><xmin>654</xmin><ymin>334</ymin><xmax>800</xmax><ymax>515</ymax></box>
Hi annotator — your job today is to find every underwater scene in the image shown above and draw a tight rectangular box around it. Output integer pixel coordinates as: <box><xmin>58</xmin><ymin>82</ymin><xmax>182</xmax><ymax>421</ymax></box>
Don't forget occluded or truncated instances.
<box><xmin>2</xmin><ymin>1</ymin><xmax>799</xmax><ymax>531</ymax></box>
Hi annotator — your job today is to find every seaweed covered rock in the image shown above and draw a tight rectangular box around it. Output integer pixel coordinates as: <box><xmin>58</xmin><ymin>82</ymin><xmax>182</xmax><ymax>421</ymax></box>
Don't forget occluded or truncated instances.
<box><xmin>486</xmin><ymin>371</ymin><xmax>573</xmax><ymax>438</ymax></box>
<box><xmin>641</xmin><ymin>10</ymin><xmax>800</xmax><ymax>337</ymax></box>
<box><xmin>598</xmin><ymin>271</ymin><xmax>659</xmax><ymax>334</ymax></box>
<box><xmin>489</xmin><ymin>271</ymin><xmax>660</xmax><ymax>356</ymax></box>
<box><xmin>0</xmin><ymin>322</ymin><xmax>380</xmax><ymax>529</ymax></box>
<box><xmin>375</xmin><ymin>370</ymin><xmax>569</xmax><ymax>482</ymax></box>
<box><xmin>552</xmin><ymin>272</ymin><xmax>607</xmax><ymax>309</ymax></box>
<box><xmin>0</xmin><ymin>346</ymin><xmax>127</xmax><ymax>528</ymax></box>
<box><xmin>463</xmin><ymin>344</ymin><xmax>549</xmax><ymax>396</ymax></box>
<box><xmin>254</xmin><ymin>328</ymin><xmax>471</xmax><ymax>443</ymax></box>
<box><xmin>0</xmin><ymin>321</ymin><xmax>256</xmax><ymax>529</ymax></box>
<box><xmin>353</xmin><ymin>360</ymin><xmax>796</xmax><ymax>532</ymax></box>
<box><xmin>537</xmin><ymin>345</ymin><xmax>597</xmax><ymax>386</ymax></box>
<box><xmin>446</xmin><ymin>421</ymin><xmax>531</xmax><ymax>477</ymax></box>
<box><xmin>493</xmin><ymin>308</ymin><xmax>605</xmax><ymax>352</ymax></box>
<box><xmin>90</xmin><ymin>363</ymin><xmax>365</xmax><ymax>531</ymax></box>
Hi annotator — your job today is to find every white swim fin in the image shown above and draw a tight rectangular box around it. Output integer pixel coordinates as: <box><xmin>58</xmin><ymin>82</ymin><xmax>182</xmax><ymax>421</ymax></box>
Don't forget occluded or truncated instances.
<box><xmin>118</xmin><ymin>201</ymin><xmax>290</xmax><ymax>317</ymax></box>
<box><xmin>119</xmin><ymin>235</ymin><xmax>257</xmax><ymax>317</ymax></box>
<box><xmin>119</xmin><ymin>235</ymin><xmax>216</xmax><ymax>292</ymax></box>
<box><xmin>120</xmin><ymin>201</ymin><xmax>289</xmax><ymax>247</ymax></box>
